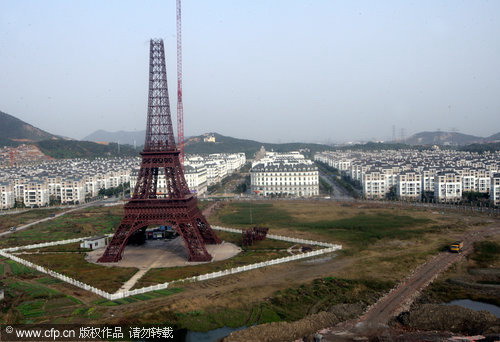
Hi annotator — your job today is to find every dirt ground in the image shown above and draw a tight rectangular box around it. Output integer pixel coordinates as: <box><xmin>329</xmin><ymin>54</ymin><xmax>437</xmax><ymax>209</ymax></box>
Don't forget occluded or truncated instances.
<box><xmin>86</xmin><ymin>238</ymin><xmax>241</xmax><ymax>268</ymax></box>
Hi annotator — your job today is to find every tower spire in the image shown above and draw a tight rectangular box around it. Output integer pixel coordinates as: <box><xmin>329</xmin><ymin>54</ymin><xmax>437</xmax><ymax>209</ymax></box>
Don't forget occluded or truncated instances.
<box><xmin>144</xmin><ymin>39</ymin><xmax>176</xmax><ymax>151</ymax></box>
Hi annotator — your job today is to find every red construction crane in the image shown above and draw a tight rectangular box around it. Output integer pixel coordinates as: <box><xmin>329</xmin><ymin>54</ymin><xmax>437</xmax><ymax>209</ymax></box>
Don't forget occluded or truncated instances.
<box><xmin>176</xmin><ymin>0</ymin><xmax>184</xmax><ymax>164</ymax></box>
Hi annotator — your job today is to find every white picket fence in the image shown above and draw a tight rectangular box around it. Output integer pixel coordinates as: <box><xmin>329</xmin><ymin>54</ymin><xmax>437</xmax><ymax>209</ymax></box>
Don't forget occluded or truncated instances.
<box><xmin>0</xmin><ymin>227</ymin><xmax>342</xmax><ymax>300</ymax></box>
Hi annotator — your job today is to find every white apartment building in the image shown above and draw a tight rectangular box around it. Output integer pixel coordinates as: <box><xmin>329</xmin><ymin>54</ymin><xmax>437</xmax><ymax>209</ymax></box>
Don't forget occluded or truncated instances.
<box><xmin>60</xmin><ymin>178</ymin><xmax>86</xmax><ymax>204</ymax></box>
<box><xmin>421</xmin><ymin>169</ymin><xmax>436</xmax><ymax>193</ymax></box>
<box><xmin>362</xmin><ymin>171</ymin><xmax>388</xmax><ymax>199</ymax></box>
<box><xmin>13</xmin><ymin>179</ymin><xmax>27</xmax><ymax>201</ymax></box>
<box><xmin>184</xmin><ymin>165</ymin><xmax>208</xmax><ymax>195</ymax></box>
<box><xmin>23</xmin><ymin>181</ymin><xmax>49</xmax><ymax>207</ymax></box>
<box><xmin>476</xmin><ymin>169</ymin><xmax>491</xmax><ymax>193</ymax></box>
<box><xmin>250</xmin><ymin>152</ymin><xmax>319</xmax><ymax>197</ymax></box>
<box><xmin>460</xmin><ymin>169</ymin><xmax>476</xmax><ymax>193</ymax></box>
<box><xmin>434</xmin><ymin>171</ymin><xmax>462</xmax><ymax>203</ymax></box>
<box><xmin>314</xmin><ymin>150</ymin><xmax>499</xmax><ymax>204</ymax></box>
<box><xmin>0</xmin><ymin>183</ymin><xmax>15</xmax><ymax>209</ymax></box>
<box><xmin>205</xmin><ymin>161</ymin><xmax>226</xmax><ymax>186</ymax></box>
<box><xmin>84</xmin><ymin>175</ymin><xmax>100</xmax><ymax>197</ymax></box>
<box><xmin>129</xmin><ymin>153</ymin><xmax>245</xmax><ymax>196</ymax></box>
<box><xmin>397</xmin><ymin>172</ymin><xmax>422</xmax><ymax>200</ymax></box>
<box><xmin>46</xmin><ymin>176</ymin><xmax>63</xmax><ymax>198</ymax></box>
<box><xmin>491</xmin><ymin>173</ymin><xmax>500</xmax><ymax>206</ymax></box>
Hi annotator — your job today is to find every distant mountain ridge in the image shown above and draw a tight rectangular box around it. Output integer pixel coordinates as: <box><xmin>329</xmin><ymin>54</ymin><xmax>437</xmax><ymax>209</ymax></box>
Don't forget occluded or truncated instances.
<box><xmin>2</xmin><ymin>110</ymin><xmax>499</xmax><ymax>158</ymax></box>
<box><xmin>0</xmin><ymin>110</ymin><xmax>60</xmax><ymax>145</ymax></box>
<box><xmin>83</xmin><ymin>129</ymin><xmax>145</xmax><ymax>146</ymax></box>
<box><xmin>0</xmin><ymin>110</ymin><xmax>137</xmax><ymax>159</ymax></box>
<box><xmin>404</xmin><ymin>131</ymin><xmax>500</xmax><ymax>146</ymax></box>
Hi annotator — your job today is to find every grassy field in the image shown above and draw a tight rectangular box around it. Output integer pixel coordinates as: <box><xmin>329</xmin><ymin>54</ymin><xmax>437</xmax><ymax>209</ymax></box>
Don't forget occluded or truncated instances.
<box><xmin>31</xmin><ymin>242</ymin><xmax>91</xmax><ymax>253</ymax></box>
<box><xmin>0</xmin><ymin>205</ymin><xmax>123</xmax><ymax>248</ymax></box>
<box><xmin>1</xmin><ymin>277</ymin><xmax>91</xmax><ymax>323</ymax></box>
<box><xmin>213</xmin><ymin>201</ymin><xmax>436</xmax><ymax>250</ymax></box>
<box><xmin>20</xmin><ymin>253</ymin><xmax>138</xmax><ymax>293</ymax></box>
<box><xmin>0</xmin><ymin>253</ymin><xmax>183</xmax><ymax>324</ymax></box>
<box><xmin>0</xmin><ymin>208</ymin><xmax>62</xmax><ymax>232</ymax></box>
<box><xmin>5</xmin><ymin>260</ymin><xmax>39</xmax><ymax>276</ymax></box>
<box><xmin>136</xmin><ymin>277</ymin><xmax>393</xmax><ymax>332</ymax></box>
<box><xmin>0</xmin><ymin>199</ymin><xmax>489</xmax><ymax>332</ymax></box>
<box><xmin>209</xmin><ymin>200</ymin><xmax>476</xmax><ymax>284</ymax></box>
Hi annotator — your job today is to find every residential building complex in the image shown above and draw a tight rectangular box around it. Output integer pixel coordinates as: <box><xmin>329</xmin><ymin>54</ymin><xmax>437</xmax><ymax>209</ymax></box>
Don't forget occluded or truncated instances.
<box><xmin>315</xmin><ymin>149</ymin><xmax>500</xmax><ymax>205</ymax></box>
<box><xmin>0</xmin><ymin>153</ymin><xmax>246</xmax><ymax>209</ymax></box>
<box><xmin>250</xmin><ymin>152</ymin><xmax>319</xmax><ymax>197</ymax></box>
<box><xmin>129</xmin><ymin>153</ymin><xmax>246</xmax><ymax>196</ymax></box>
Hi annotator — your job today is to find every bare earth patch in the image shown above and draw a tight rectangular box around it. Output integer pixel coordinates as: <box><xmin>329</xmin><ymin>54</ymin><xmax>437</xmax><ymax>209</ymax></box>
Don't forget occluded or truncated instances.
<box><xmin>85</xmin><ymin>237</ymin><xmax>242</xmax><ymax>268</ymax></box>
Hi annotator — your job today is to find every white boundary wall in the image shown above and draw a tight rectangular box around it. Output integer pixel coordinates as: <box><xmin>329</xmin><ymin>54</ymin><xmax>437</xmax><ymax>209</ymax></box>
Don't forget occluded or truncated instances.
<box><xmin>0</xmin><ymin>228</ymin><xmax>341</xmax><ymax>300</ymax></box>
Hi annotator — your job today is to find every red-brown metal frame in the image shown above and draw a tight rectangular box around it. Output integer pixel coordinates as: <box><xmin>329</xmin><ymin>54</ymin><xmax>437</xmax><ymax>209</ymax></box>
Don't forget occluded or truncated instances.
<box><xmin>98</xmin><ymin>39</ymin><xmax>220</xmax><ymax>263</ymax></box>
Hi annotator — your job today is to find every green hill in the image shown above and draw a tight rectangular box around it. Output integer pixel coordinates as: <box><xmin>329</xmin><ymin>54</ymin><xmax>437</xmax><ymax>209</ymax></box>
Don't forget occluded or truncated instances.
<box><xmin>36</xmin><ymin>140</ymin><xmax>138</xmax><ymax>159</ymax></box>
<box><xmin>184</xmin><ymin>133</ymin><xmax>332</xmax><ymax>158</ymax></box>
<box><xmin>0</xmin><ymin>110</ymin><xmax>59</xmax><ymax>145</ymax></box>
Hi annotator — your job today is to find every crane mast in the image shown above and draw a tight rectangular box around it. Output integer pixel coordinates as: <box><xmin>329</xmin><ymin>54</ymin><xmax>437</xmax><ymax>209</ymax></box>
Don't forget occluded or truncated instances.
<box><xmin>176</xmin><ymin>0</ymin><xmax>184</xmax><ymax>164</ymax></box>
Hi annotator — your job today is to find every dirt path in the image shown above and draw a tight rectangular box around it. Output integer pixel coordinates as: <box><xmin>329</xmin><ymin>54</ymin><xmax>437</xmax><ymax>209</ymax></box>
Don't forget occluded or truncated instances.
<box><xmin>319</xmin><ymin>223</ymin><xmax>500</xmax><ymax>340</ymax></box>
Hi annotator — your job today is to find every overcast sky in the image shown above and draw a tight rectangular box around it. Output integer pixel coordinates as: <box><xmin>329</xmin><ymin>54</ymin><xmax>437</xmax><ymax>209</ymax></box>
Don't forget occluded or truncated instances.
<box><xmin>1</xmin><ymin>1</ymin><xmax>499</xmax><ymax>143</ymax></box>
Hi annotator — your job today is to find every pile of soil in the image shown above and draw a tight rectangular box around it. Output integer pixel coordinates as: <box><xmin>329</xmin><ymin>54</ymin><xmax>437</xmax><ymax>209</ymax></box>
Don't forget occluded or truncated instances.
<box><xmin>397</xmin><ymin>304</ymin><xmax>500</xmax><ymax>335</ymax></box>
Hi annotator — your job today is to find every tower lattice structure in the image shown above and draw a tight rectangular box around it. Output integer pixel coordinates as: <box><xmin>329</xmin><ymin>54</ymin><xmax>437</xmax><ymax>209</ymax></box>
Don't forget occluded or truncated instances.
<box><xmin>98</xmin><ymin>39</ymin><xmax>220</xmax><ymax>263</ymax></box>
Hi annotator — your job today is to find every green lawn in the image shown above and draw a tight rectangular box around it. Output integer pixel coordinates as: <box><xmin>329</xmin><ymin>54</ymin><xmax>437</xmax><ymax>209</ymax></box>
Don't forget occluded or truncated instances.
<box><xmin>5</xmin><ymin>280</ymin><xmax>90</xmax><ymax>322</ymax></box>
<box><xmin>215</xmin><ymin>202</ymin><xmax>433</xmax><ymax>249</ymax></box>
<box><xmin>0</xmin><ymin>208</ymin><xmax>62</xmax><ymax>232</ymax></box>
<box><xmin>0</xmin><ymin>206</ymin><xmax>122</xmax><ymax>248</ymax></box>
<box><xmin>134</xmin><ymin>249</ymin><xmax>290</xmax><ymax>288</ymax></box>
<box><xmin>20</xmin><ymin>253</ymin><xmax>138</xmax><ymax>293</ymax></box>
<box><xmin>6</xmin><ymin>260</ymin><xmax>38</xmax><ymax>276</ymax></box>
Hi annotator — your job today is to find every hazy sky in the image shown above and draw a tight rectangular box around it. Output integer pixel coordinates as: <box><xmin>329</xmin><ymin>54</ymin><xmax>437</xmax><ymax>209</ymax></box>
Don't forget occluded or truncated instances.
<box><xmin>1</xmin><ymin>1</ymin><xmax>499</xmax><ymax>143</ymax></box>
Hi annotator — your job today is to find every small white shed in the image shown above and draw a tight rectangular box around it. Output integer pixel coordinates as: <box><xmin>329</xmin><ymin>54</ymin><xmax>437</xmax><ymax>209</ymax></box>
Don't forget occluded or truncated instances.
<box><xmin>80</xmin><ymin>236</ymin><xmax>109</xmax><ymax>250</ymax></box>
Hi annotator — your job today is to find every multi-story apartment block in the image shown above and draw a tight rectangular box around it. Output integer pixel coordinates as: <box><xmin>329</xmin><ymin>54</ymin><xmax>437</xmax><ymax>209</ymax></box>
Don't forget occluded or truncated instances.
<box><xmin>46</xmin><ymin>176</ymin><xmax>63</xmax><ymax>199</ymax></box>
<box><xmin>460</xmin><ymin>168</ymin><xmax>476</xmax><ymax>193</ymax></box>
<box><xmin>23</xmin><ymin>181</ymin><xmax>49</xmax><ymax>207</ymax></box>
<box><xmin>0</xmin><ymin>182</ymin><xmax>15</xmax><ymax>209</ymax></box>
<box><xmin>184</xmin><ymin>165</ymin><xmax>208</xmax><ymax>195</ymax></box>
<box><xmin>362</xmin><ymin>171</ymin><xmax>387</xmax><ymax>199</ymax></box>
<box><xmin>251</xmin><ymin>152</ymin><xmax>319</xmax><ymax>197</ymax></box>
<box><xmin>314</xmin><ymin>149</ymin><xmax>499</xmax><ymax>204</ymax></box>
<box><xmin>129</xmin><ymin>153</ymin><xmax>245</xmax><ymax>196</ymax></box>
<box><xmin>397</xmin><ymin>172</ymin><xmax>422</xmax><ymax>200</ymax></box>
<box><xmin>434</xmin><ymin>171</ymin><xmax>462</xmax><ymax>203</ymax></box>
<box><xmin>60</xmin><ymin>178</ymin><xmax>86</xmax><ymax>204</ymax></box>
<box><xmin>491</xmin><ymin>173</ymin><xmax>500</xmax><ymax>206</ymax></box>
<box><xmin>0</xmin><ymin>157</ymin><xmax>139</xmax><ymax>206</ymax></box>
<box><xmin>421</xmin><ymin>169</ymin><xmax>436</xmax><ymax>193</ymax></box>
<box><xmin>476</xmin><ymin>169</ymin><xmax>491</xmax><ymax>193</ymax></box>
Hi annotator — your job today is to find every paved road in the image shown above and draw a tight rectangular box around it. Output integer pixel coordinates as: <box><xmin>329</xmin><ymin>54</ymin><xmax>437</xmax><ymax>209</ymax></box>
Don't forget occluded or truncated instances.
<box><xmin>319</xmin><ymin>172</ymin><xmax>354</xmax><ymax>201</ymax></box>
<box><xmin>319</xmin><ymin>223</ymin><xmax>500</xmax><ymax>339</ymax></box>
<box><xmin>0</xmin><ymin>198</ymin><xmax>121</xmax><ymax>238</ymax></box>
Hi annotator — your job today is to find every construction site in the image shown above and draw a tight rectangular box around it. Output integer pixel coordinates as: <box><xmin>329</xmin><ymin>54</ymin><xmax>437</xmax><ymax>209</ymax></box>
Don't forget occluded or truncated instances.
<box><xmin>1</xmin><ymin>1</ymin><xmax>499</xmax><ymax>341</ymax></box>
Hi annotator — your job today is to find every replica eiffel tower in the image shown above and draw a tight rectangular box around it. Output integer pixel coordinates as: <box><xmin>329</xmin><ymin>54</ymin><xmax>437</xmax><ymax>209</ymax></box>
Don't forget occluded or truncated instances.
<box><xmin>98</xmin><ymin>39</ymin><xmax>221</xmax><ymax>263</ymax></box>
